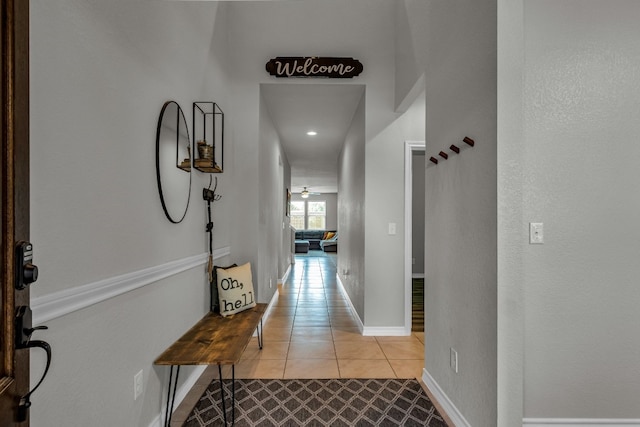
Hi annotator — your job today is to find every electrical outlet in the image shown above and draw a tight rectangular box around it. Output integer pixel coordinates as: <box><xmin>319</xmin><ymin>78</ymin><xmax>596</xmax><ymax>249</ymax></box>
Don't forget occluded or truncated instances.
<box><xmin>134</xmin><ymin>370</ymin><xmax>143</xmax><ymax>400</ymax></box>
<box><xmin>450</xmin><ymin>348</ymin><xmax>458</xmax><ymax>373</ymax></box>
<box><xmin>269</xmin><ymin>278</ymin><xmax>273</xmax><ymax>288</ymax></box>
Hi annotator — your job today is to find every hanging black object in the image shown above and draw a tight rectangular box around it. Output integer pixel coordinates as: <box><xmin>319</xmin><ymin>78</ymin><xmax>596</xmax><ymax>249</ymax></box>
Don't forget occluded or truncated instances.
<box><xmin>204</xmin><ymin>177</ymin><xmax>222</xmax><ymax>311</ymax></box>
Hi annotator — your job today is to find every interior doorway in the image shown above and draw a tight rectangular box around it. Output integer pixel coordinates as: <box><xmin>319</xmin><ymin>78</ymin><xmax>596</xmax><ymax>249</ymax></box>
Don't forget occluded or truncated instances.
<box><xmin>404</xmin><ymin>141</ymin><xmax>426</xmax><ymax>333</ymax></box>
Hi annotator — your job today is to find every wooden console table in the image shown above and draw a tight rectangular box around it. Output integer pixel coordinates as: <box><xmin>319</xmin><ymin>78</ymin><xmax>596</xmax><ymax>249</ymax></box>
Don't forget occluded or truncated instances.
<box><xmin>154</xmin><ymin>303</ymin><xmax>267</xmax><ymax>426</ymax></box>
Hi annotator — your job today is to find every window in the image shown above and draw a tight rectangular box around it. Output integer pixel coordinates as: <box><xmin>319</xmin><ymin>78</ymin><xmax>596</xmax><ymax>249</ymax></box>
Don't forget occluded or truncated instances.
<box><xmin>290</xmin><ymin>201</ymin><xmax>305</xmax><ymax>230</ymax></box>
<box><xmin>307</xmin><ymin>201</ymin><xmax>326</xmax><ymax>230</ymax></box>
<box><xmin>290</xmin><ymin>200</ymin><xmax>327</xmax><ymax>230</ymax></box>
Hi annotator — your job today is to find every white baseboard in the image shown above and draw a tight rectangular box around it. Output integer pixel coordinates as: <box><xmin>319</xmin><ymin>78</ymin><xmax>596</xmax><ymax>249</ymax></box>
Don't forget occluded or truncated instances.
<box><xmin>422</xmin><ymin>368</ymin><xmax>471</xmax><ymax>427</ymax></box>
<box><xmin>32</xmin><ymin>247</ymin><xmax>231</xmax><ymax>325</ymax></box>
<box><xmin>336</xmin><ymin>274</ymin><xmax>364</xmax><ymax>333</ymax></box>
<box><xmin>362</xmin><ymin>326</ymin><xmax>410</xmax><ymax>336</ymax></box>
<box><xmin>148</xmin><ymin>366</ymin><xmax>207</xmax><ymax>427</ymax></box>
<box><xmin>523</xmin><ymin>419</ymin><xmax>640</xmax><ymax>426</ymax></box>
<box><xmin>420</xmin><ymin>372</ymin><xmax>640</xmax><ymax>427</ymax></box>
<box><xmin>336</xmin><ymin>274</ymin><xmax>410</xmax><ymax>336</ymax></box>
<box><xmin>278</xmin><ymin>263</ymin><xmax>292</xmax><ymax>285</ymax></box>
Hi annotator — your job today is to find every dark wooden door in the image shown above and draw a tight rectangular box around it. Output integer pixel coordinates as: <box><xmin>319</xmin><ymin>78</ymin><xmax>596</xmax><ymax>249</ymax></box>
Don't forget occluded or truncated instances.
<box><xmin>1</xmin><ymin>0</ymin><xmax>31</xmax><ymax>425</ymax></box>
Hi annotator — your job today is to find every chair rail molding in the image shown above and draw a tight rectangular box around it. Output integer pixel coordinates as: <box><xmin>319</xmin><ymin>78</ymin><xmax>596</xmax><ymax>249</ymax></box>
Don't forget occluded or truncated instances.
<box><xmin>32</xmin><ymin>247</ymin><xmax>230</xmax><ymax>325</ymax></box>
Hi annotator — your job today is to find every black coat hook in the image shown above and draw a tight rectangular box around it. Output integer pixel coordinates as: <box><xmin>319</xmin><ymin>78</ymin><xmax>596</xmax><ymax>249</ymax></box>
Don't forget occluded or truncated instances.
<box><xmin>450</xmin><ymin>145</ymin><xmax>460</xmax><ymax>154</ymax></box>
<box><xmin>463</xmin><ymin>136</ymin><xmax>475</xmax><ymax>147</ymax></box>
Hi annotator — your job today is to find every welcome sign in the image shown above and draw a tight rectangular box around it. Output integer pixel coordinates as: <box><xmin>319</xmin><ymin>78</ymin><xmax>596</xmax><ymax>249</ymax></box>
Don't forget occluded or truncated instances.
<box><xmin>266</xmin><ymin>57</ymin><xmax>363</xmax><ymax>78</ymax></box>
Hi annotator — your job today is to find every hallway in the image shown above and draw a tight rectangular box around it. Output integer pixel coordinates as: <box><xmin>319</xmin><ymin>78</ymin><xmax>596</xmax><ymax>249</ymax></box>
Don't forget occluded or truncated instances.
<box><xmin>172</xmin><ymin>253</ymin><xmax>424</xmax><ymax>425</ymax></box>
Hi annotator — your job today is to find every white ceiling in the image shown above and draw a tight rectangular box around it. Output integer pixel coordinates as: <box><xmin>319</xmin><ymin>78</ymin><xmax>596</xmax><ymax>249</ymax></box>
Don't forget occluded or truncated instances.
<box><xmin>261</xmin><ymin>83</ymin><xmax>364</xmax><ymax>195</ymax></box>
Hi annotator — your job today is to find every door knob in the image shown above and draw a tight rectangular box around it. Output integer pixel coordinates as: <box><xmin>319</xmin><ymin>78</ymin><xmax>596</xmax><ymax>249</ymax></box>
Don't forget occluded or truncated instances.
<box><xmin>15</xmin><ymin>306</ymin><xmax>52</xmax><ymax>422</ymax></box>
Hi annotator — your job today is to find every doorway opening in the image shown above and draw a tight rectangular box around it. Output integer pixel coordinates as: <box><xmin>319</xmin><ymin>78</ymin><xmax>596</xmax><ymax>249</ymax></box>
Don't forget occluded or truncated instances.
<box><xmin>404</xmin><ymin>141</ymin><xmax>426</xmax><ymax>333</ymax></box>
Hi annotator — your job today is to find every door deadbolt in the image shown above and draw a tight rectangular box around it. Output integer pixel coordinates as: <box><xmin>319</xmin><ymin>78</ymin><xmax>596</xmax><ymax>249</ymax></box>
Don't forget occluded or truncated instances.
<box><xmin>16</xmin><ymin>241</ymin><xmax>38</xmax><ymax>290</ymax></box>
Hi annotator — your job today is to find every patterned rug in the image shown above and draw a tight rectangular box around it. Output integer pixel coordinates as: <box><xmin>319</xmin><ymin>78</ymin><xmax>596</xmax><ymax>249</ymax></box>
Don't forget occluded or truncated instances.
<box><xmin>184</xmin><ymin>378</ymin><xmax>448</xmax><ymax>426</ymax></box>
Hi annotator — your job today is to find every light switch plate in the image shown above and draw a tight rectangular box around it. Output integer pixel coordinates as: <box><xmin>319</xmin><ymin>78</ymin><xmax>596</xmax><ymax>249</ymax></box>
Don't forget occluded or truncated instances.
<box><xmin>530</xmin><ymin>223</ymin><xmax>544</xmax><ymax>244</ymax></box>
<box><xmin>388</xmin><ymin>223</ymin><xmax>396</xmax><ymax>235</ymax></box>
<box><xmin>134</xmin><ymin>370</ymin><xmax>143</xmax><ymax>400</ymax></box>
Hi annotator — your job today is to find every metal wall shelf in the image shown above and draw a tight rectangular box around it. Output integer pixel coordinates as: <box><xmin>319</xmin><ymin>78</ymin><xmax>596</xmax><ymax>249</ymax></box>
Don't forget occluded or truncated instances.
<box><xmin>193</xmin><ymin>102</ymin><xmax>224</xmax><ymax>173</ymax></box>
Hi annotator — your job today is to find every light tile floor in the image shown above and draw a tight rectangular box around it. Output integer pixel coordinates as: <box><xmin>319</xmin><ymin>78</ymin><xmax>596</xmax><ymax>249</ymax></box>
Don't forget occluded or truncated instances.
<box><xmin>170</xmin><ymin>253</ymin><xmax>424</xmax><ymax>426</ymax></box>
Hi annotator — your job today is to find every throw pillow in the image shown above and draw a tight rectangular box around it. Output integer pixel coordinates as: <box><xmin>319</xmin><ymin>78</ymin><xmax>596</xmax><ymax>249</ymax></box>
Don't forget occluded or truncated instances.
<box><xmin>324</xmin><ymin>231</ymin><xmax>336</xmax><ymax>240</ymax></box>
<box><xmin>216</xmin><ymin>262</ymin><xmax>257</xmax><ymax>317</ymax></box>
<box><xmin>211</xmin><ymin>263</ymin><xmax>237</xmax><ymax>312</ymax></box>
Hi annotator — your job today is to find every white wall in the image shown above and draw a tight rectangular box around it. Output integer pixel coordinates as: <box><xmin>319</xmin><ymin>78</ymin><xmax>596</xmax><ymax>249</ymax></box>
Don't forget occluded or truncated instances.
<box><xmin>406</xmin><ymin>0</ymin><xmax>498</xmax><ymax>425</ymax></box>
<box><xmin>394</xmin><ymin>2</ymin><xmax>423</xmax><ymax>111</ymax></box>
<box><xmin>29</xmin><ymin>1</ymin><xmax>232</xmax><ymax>425</ymax></box>
<box><xmin>364</xmin><ymin>91</ymin><xmax>425</xmax><ymax>329</ymax></box>
<box><xmin>496</xmin><ymin>0</ymin><xmax>525</xmax><ymax>424</ymax></box>
<box><xmin>520</xmin><ymin>0</ymin><xmax>640</xmax><ymax>419</ymax></box>
<box><xmin>30</xmin><ymin>2</ymin><xmax>617</xmax><ymax>426</ymax></box>
<box><xmin>499</xmin><ymin>0</ymin><xmax>640</xmax><ymax>423</ymax></box>
<box><xmin>338</xmin><ymin>92</ymin><xmax>367</xmax><ymax>319</ymax></box>
<box><xmin>258</xmin><ymin>92</ymin><xmax>291</xmax><ymax>300</ymax></box>
<box><xmin>226</xmin><ymin>0</ymin><xmax>404</xmax><ymax>327</ymax></box>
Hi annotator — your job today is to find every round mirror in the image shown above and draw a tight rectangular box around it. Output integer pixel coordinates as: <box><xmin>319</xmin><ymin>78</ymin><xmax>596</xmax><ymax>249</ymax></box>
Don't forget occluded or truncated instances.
<box><xmin>156</xmin><ymin>101</ymin><xmax>192</xmax><ymax>224</ymax></box>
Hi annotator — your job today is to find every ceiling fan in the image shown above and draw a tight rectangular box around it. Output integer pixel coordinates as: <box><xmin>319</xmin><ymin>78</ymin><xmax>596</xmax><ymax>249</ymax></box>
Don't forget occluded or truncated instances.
<box><xmin>300</xmin><ymin>187</ymin><xmax>320</xmax><ymax>198</ymax></box>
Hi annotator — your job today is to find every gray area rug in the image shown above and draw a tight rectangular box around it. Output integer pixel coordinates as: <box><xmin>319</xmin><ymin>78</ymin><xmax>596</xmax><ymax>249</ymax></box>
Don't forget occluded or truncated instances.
<box><xmin>184</xmin><ymin>378</ymin><xmax>448</xmax><ymax>426</ymax></box>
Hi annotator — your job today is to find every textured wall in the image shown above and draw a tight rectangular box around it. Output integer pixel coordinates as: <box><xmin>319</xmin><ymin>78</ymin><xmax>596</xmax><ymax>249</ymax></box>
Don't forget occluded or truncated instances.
<box><xmin>338</xmin><ymin>92</ymin><xmax>367</xmax><ymax>320</ymax></box>
<box><xmin>29</xmin><ymin>0</ymin><xmax>231</xmax><ymax>425</ymax></box>
<box><xmin>522</xmin><ymin>0</ymin><xmax>640</xmax><ymax>418</ymax></box>
<box><xmin>364</xmin><ymin>91</ymin><xmax>425</xmax><ymax>328</ymax></box>
<box><xmin>258</xmin><ymin>93</ymin><xmax>290</xmax><ymax>301</ymax></box>
<box><xmin>421</xmin><ymin>0</ymin><xmax>498</xmax><ymax>425</ymax></box>
<box><xmin>30</xmin><ymin>0</ymin><xmax>224</xmax><ymax>294</ymax></box>
<box><xmin>394</xmin><ymin>1</ymin><xmax>423</xmax><ymax>111</ymax></box>
<box><xmin>496</xmin><ymin>0</ymin><xmax>525</xmax><ymax>424</ymax></box>
<box><xmin>226</xmin><ymin>0</ymin><xmax>402</xmax><ymax>328</ymax></box>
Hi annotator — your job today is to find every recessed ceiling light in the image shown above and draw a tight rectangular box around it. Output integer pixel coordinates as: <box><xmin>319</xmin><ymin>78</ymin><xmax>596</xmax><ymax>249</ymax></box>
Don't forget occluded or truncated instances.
<box><xmin>306</xmin><ymin>131</ymin><xmax>317</xmax><ymax>136</ymax></box>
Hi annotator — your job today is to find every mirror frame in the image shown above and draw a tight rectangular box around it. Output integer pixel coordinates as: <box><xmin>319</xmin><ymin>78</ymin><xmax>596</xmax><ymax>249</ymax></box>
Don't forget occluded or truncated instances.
<box><xmin>155</xmin><ymin>101</ymin><xmax>192</xmax><ymax>224</ymax></box>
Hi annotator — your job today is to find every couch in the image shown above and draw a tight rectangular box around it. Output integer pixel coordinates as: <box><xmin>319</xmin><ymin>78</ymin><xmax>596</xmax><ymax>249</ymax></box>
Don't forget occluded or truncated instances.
<box><xmin>319</xmin><ymin>234</ymin><xmax>337</xmax><ymax>252</ymax></box>
<box><xmin>294</xmin><ymin>229</ymin><xmax>337</xmax><ymax>251</ymax></box>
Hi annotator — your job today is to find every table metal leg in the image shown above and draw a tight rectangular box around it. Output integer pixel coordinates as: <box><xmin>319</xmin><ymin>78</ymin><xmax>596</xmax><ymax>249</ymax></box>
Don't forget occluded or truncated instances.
<box><xmin>257</xmin><ymin>318</ymin><xmax>263</xmax><ymax>350</ymax></box>
<box><xmin>232</xmin><ymin>365</ymin><xmax>236</xmax><ymax>425</ymax></box>
<box><xmin>218</xmin><ymin>364</ymin><xmax>227</xmax><ymax>426</ymax></box>
<box><xmin>218</xmin><ymin>364</ymin><xmax>237</xmax><ymax>426</ymax></box>
<box><xmin>164</xmin><ymin>365</ymin><xmax>180</xmax><ymax>427</ymax></box>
